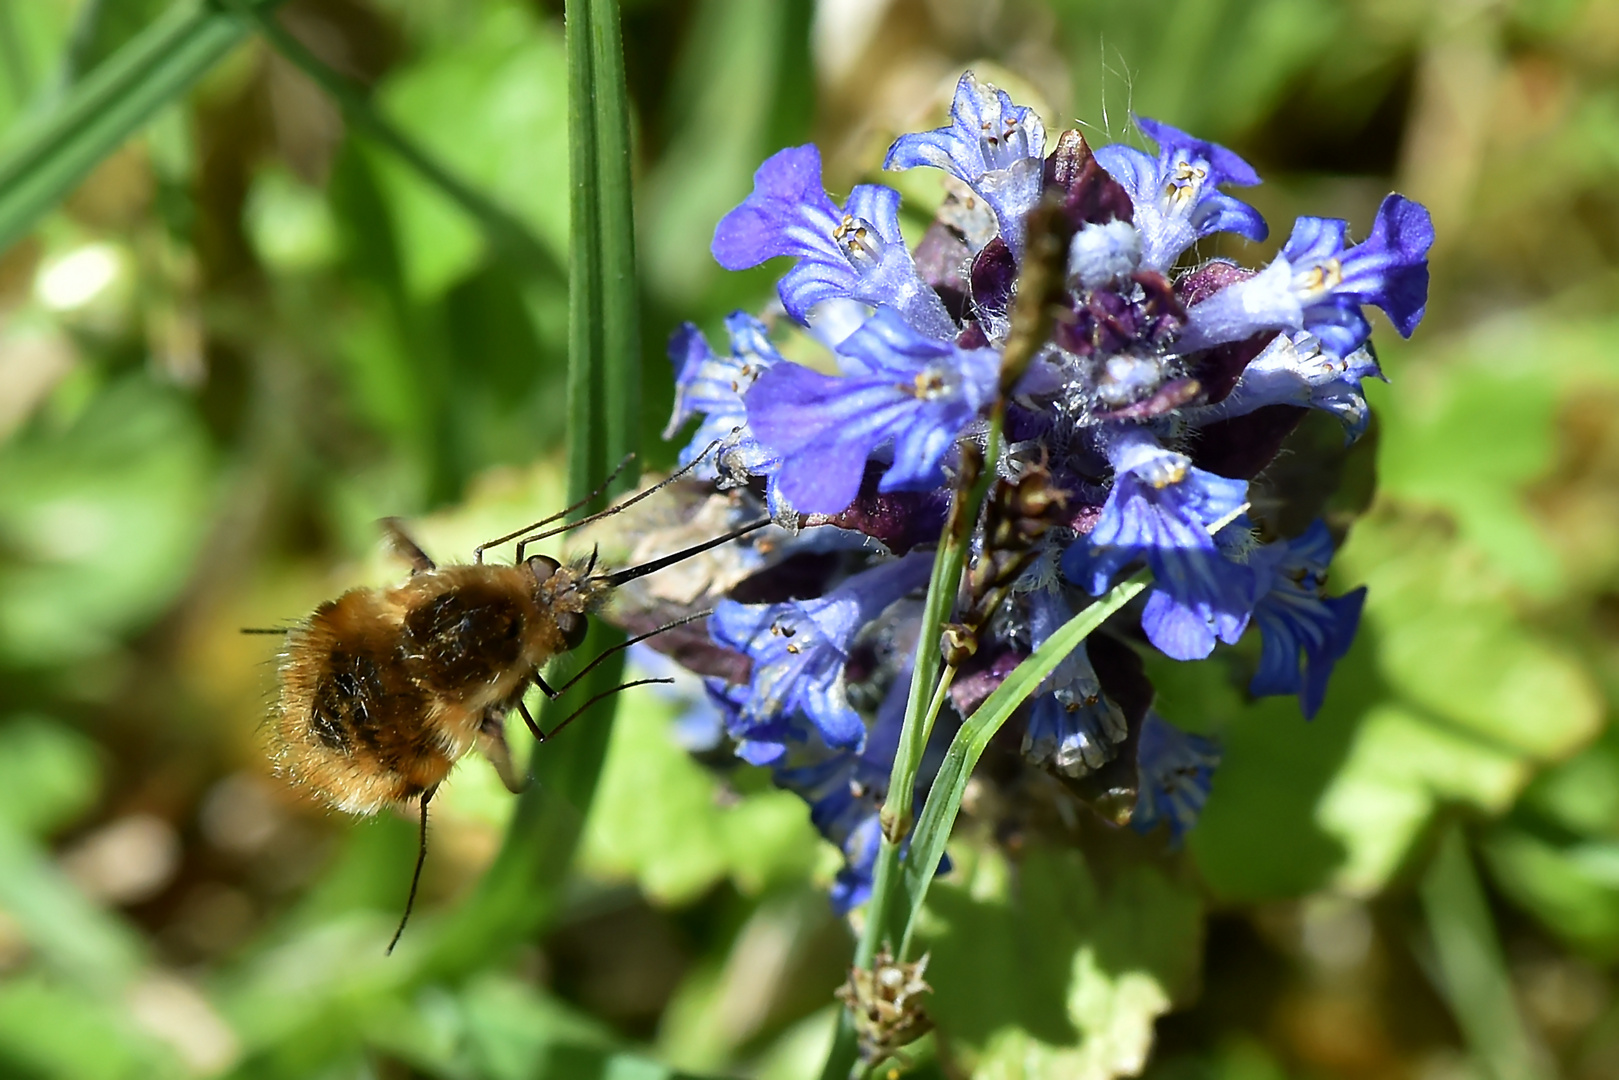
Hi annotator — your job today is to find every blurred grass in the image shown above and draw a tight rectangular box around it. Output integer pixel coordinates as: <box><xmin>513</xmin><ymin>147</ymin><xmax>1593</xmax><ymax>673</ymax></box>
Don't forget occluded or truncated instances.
<box><xmin>0</xmin><ymin>1</ymin><xmax>1616</xmax><ymax>1079</ymax></box>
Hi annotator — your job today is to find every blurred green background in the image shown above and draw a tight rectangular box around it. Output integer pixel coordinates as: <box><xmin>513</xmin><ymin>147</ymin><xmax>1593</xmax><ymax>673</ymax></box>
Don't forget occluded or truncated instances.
<box><xmin>1</xmin><ymin>0</ymin><xmax>1618</xmax><ymax>1078</ymax></box>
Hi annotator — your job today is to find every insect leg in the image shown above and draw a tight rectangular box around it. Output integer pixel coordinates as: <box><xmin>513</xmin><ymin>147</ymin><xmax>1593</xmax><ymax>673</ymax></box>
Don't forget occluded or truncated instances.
<box><xmin>551</xmin><ymin>609</ymin><xmax>711</xmax><ymax>696</ymax></box>
<box><xmin>386</xmin><ymin>783</ymin><xmax>437</xmax><ymax>955</ymax></box>
<box><xmin>542</xmin><ymin>678</ymin><xmax>673</xmax><ymax>742</ymax></box>
<box><xmin>477</xmin><ymin>712</ymin><xmax>528</xmax><ymax>794</ymax></box>
<box><xmin>515</xmin><ymin>697</ymin><xmax>546</xmax><ymax>743</ymax></box>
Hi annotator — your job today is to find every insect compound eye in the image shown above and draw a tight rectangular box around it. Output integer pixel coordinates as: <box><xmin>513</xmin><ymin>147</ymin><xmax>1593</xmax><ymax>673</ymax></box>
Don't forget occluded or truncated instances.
<box><xmin>556</xmin><ymin>610</ymin><xmax>588</xmax><ymax>652</ymax></box>
<box><xmin>525</xmin><ymin>554</ymin><xmax>562</xmax><ymax>582</ymax></box>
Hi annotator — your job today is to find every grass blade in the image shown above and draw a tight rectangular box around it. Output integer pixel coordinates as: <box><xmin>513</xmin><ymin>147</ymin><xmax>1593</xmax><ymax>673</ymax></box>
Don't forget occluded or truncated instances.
<box><xmin>0</xmin><ymin>0</ymin><xmax>285</xmax><ymax>253</ymax></box>
<box><xmin>1421</xmin><ymin>826</ymin><xmax>1553</xmax><ymax>1080</ymax></box>
<box><xmin>427</xmin><ymin>0</ymin><xmax>639</xmax><ymax>972</ymax></box>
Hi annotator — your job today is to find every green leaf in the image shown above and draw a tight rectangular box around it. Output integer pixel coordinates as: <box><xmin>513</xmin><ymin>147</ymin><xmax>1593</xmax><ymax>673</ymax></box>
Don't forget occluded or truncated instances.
<box><xmin>1482</xmin><ymin>827</ymin><xmax>1619</xmax><ymax>959</ymax></box>
<box><xmin>1421</xmin><ymin>829</ymin><xmax>1553</xmax><ymax>1080</ymax></box>
<box><xmin>639</xmin><ymin>0</ymin><xmax>813</xmax><ymax>310</ymax></box>
<box><xmin>0</xmin><ymin>819</ymin><xmax>146</xmax><ymax>991</ymax></box>
<box><xmin>1316</xmin><ymin>704</ymin><xmax>1527</xmax><ymax>894</ymax></box>
<box><xmin>0</xmin><ymin>0</ymin><xmax>282</xmax><ymax>253</ymax></box>
<box><xmin>919</xmin><ymin>845</ymin><xmax>1201</xmax><ymax>1080</ymax></box>
<box><xmin>0</xmin><ymin>715</ymin><xmax>99</xmax><ymax>837</ymax></box>
<box><xmin>421</xmin><ymin>0</ymin><xmax>641</xmax><ymax>979</ymax></box>
<box><xmin>371</xmin><ymin>3</ymin><xmax>570</xmax><ymax>297</ymax></box>
<box><xmin>1342</xmin><ymin>513</ymin><xmax>1602</xmax><ymax>762</ymax></box>
<box><xmin>565</xmin><ymin>0</ymin><xmax>640</xmax><ymax>500</ymax></box>
<box><xmin>0</xmin><ymin>975</ymin><xmax>181</xmax><ymax>1080</ymax></box>
<box><xmin>1053</xmin><ymin>0</ymin><xmax>1346</xmax><ymax>142</ymax></box>
<box><xmin>0</xmin><ymin>376</ymin><xmax>213</xmax><ymax>666</ymax></box>
<box><xmin>580</xmin><ymin>693</ymin><xmax>819</xmax><ymax>904</ymax></box>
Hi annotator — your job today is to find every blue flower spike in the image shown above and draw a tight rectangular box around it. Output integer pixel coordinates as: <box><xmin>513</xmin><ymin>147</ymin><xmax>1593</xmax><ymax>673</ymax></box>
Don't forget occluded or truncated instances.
<box><xmin>1093</xmin><ymin>115</ymin><xmax>1268</xmax><ymax>272</ymax></box>
<box><xmin>656</xmin><ymin>68</ymin><xmax>1433</xmax><ymax>915</ymax></box>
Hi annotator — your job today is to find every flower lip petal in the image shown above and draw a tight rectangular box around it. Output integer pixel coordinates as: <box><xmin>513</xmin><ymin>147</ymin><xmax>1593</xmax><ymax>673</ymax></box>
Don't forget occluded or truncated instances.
<box><xmin>1135</xmin><ymin>115</ymin><xmax>1261</xmax><ymax>187</ymax></box>
<box><xmin>710</xmin><ymin>145</ymin><xmax>953</xmax><ymax>334</ymax></box>
<box><xmin>712</xmin><ymin>145</ymin><xmax>841</xmax><ymax>271</ymax></box>
<box><xmin>745</xmin><ymin>309</ymin><xmax>998</xmax><ymax>515</ymax></box>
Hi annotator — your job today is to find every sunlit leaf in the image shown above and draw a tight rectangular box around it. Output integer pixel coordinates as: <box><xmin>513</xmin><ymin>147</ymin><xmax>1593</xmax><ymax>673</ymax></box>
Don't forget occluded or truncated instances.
<box><xmin>921</xmin><ymin>845</ymin><xmax>1201</xmax><ymax>1080</ymax></box>
<box><xmin>580</xmin><ymin>692</ymin><xmax>820</xmax><ymax>904</ymax></box>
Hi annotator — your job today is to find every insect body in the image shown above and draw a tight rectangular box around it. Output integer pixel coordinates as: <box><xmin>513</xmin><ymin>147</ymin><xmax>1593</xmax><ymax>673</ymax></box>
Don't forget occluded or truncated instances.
<box><xmin>264</xmin><ymin>460</ymin><xmax>768</xmax><ymax>952</ymax></box>
<box><xmin>274</xmin><ymin>521</ymin><xmax>605</xmax><ymax>816</ymax></box>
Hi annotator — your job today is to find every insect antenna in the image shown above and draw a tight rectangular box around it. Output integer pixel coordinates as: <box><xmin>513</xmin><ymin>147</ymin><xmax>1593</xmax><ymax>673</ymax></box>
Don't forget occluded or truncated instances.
<box><xmin>510</xmin><ymin>440</ymin><xmax>727</xmax><ymax>560</ymax></box>
<box><xmin>386</xmin><ymin>784</ymin><xmax>437</xmax><ymax>955</ymax></box>
<box><xmin>551</xmin><ymin>609</ymin><xmax>712</xmax><ymax>697</ymax></box>
<box><xmin>595</xmin><ymin>517</ymin><xmax>772</xmax><ymax>590</ymax></box>
<box><xmin>536</xmin><ymin>678</ymin><xmax>675</xmax><ymax>743</ymax></box>
<box><xmin>474</xmin><ymin>453</ymin><xmax>637</xmax><ymax>563</ymax></box>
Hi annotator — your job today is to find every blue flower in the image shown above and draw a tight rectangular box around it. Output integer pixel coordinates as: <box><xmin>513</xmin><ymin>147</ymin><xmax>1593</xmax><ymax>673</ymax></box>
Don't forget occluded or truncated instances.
<box><xmin>772</xmin><ymin>670</ymin><xmax>910</xmax><ymax>914</ymax></box>
<box><xmin>1249</xmin><ymin>521</ymin><xmax>1366</xmax><ymax>719</ymax></box>
<box><xmin>1062</xmin><ymin>424</ymin><xmax>1256</xmax><ymax>661</ymax></box>
<box><xmin>701</xmin><ymin>678</ymin><xmax>806</xmax><ymax>766</ymax></box>
<box><xmin>1132</xmin><ymin>712</ymin><xmax>1220</xmax><ymax>843</ymax></box>
<box><xmin>883</xmin><ymin>72</ymin><xmax>1046</xmax><ymax>253</ymax></box>
<box><xmin>1183</xmin><ymin>330</ymin><xmax>1385</xmax><ymax>442</ymax></box>
<box><xmin>1093</xmin><ymin>116</ymin><xmax>1267</xmax><ymax>272</ymax></box>
<box><xmin>745</xmin><ymin>308</ymin><xmax>1000</xmax><ymax>515</ymax></box>
<box><xmin>709</xmin><ymin>551</ymin><xmax>934</xmax><ymax>753</ymax></box>
<box><xmin>1179</xmin><ymin>194</ymin><xmax>1434</xmax><ymax>356</ymax></box>
<box><xmin>665</xmin><ymin>312</ymin><xmax>785</xmax><ymax>482</ymax></box>
<box><xmin>711</xmin><ymin>145</ymin><xmax>955</xmax><ymax>340</ymax></box>
<box><xmin>1020</xmin><ymin>590</ymin><xmax>1129</xmax><ymax>775</ymax></box>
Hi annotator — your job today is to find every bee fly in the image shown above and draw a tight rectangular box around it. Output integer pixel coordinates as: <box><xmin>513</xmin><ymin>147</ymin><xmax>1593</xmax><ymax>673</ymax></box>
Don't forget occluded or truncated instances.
<box><xmin>258</xmin><ymin>454</ymin><xmax>767</xmax><ymax>949</ymax></box>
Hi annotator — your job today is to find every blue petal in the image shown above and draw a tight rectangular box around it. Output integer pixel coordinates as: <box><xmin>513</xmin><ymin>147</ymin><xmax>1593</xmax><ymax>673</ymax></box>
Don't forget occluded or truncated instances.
<box><xmin>1063</xmin><ymin>426</ymin><xmax>1257</xmax><ymax>660</ymax></box>
<box><xmin>1247</xmin><ymin>521</ymin><xmax>1366</xmax><ymax>718</ymax></box>
<box><xmin>745</xmin><ymin>309</ymin><xmax>998</xmax><ymax>514</ymax></box>
<box><xmin>1095</xmin><ymin>116</ymin><xmax>1266</xmax><ymax>271</ymax></box>
<box><xmin>883</xmin><ymin>72</ymin><xmax>1045</xmax><ymax>252</ymax></box>
<box><xmin>1132</xmin><ymin>712</ymin><xmax>1221</xmax><ymax>843</ymax></box>
<box><xmin>1182</xmin><ymin>331</ymin><xmax>1384</xmax><ymax>442</ymax></box>
<box><xmin>710</xmin><ymin>552</ymin><xmax>933</xmax><ymax>751</ymax></box>
<box><xmin>711</xmin><ymin>145</ymin><xmax>953</xmax><ymax>335</ymax></box>
<box><xmin>664</xmin><ymin>313</ymin><xmax>786</xmax><ymax>480</ymax></box>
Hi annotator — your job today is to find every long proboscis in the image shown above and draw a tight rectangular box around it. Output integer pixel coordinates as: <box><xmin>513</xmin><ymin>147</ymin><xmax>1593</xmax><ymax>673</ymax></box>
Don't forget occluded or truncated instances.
<box><xmin>594</xmin><ymin>517</ymin><xmax>772</xmax><ymax>590</ymax></box>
